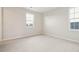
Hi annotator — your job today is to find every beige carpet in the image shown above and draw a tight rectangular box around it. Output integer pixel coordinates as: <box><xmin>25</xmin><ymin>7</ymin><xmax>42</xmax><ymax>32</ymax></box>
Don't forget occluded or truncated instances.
<box><xmin>0</xmin><ymin>35</ymin><xmax>79</xmax><ymax>52</ymax></box>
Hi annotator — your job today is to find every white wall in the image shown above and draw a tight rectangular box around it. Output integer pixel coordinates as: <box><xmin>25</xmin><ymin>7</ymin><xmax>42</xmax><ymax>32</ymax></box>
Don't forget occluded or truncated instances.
<box><xmin>44</xmin><ymin>7</ymin><xmax>79</xmax><ymax>42</ymax></box>
<box><xmin>0</xmin><ymin>8</ymin><xmax>2</xmax><ymax>41</ymax></box>
<box><xmin>3</xmin><ymin>7</ymin><xmax>43</xmax><ymax>40</ymax></box>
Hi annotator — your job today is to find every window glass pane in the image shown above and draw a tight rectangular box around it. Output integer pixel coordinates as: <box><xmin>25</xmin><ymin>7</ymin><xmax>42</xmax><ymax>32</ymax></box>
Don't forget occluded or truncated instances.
<box><xmin>75</xmin><ymin>8</ymin><xmax>79</xmax><ymax>13</ymax></box>
<box><xmin>26</xmin><ymin>13</ymin><xmax>34</xmax><ymax>26</ymax></box>
<box><xmin>69</xmin><ymin>8</ymin><xmax>74</xmax><ymax>14</ymax></box>
<box><xmin>70</xmin><ymin>22</ymin><xmax>79</xmax><ymax>29</ymax></box>
<box><xmin>74</xmin><ymin>22</ymin><xmax>79</xmax><ymax>29</ymax></box>
<box><xmin>69</xmin><ymin>13</ymin><xmax>74</xmax><ymax>19</ymax></box>
<box><xmin>70</xmin><ymin>19</ymin><xmax>79</xmax><ymax>30</ymax></box>
<box><xmin>27</xmin><ymin>17</ymin><xmax>33</xmax><ymax>21</ymax></box>
<box><xmin>75</xmin><ymin>13</ymin><xmax>79</xmax><ymax>18</ymax></box>
<box><xmin>26</xmin><ymin>13</ymin><xmax>34</xmax><ymax>18</ymax></box>
<box><xmin>70</xmin><ymin>19</ymin><xmax>79</xmax><ymax>22</ymax></box>
<box><xmin>70</xmin><ymin>22</ymin><xmax>75</xmax><ymax>29</ymax></box>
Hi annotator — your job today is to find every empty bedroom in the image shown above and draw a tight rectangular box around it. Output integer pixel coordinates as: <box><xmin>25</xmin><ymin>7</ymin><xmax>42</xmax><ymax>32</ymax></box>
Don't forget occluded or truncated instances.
<box><xmin>0</xmin><ymin>7</ymin><xmax>79</xmax><ymax>52</ymax></box>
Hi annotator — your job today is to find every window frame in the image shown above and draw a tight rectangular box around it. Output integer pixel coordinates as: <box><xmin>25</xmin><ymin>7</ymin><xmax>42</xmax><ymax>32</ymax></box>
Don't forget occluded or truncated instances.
<box><xmin>26</xmin><ymin>13</ymin><xmax>34</xmax><ymax>27</ymax></box>
<box><xmin>69</xmin><ymin>7</ymin><xmax>79</xmax><ymax>31</ymax></box>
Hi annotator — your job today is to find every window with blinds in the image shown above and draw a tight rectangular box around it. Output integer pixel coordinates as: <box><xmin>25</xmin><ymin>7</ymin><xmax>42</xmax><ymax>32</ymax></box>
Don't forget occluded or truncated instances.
<box><xmin>26</xmin><ymin>13</ymin><xmax>34</xmax><ymax>27</ymax></box>
<box><xmin>69</xmin><ymin>8</ymin><xmax>79</xmax><ymax>31</ymax></box>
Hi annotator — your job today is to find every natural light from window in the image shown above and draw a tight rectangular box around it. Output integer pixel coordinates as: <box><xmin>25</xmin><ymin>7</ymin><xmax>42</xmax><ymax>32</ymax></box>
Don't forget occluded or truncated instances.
<box><xmin>26</xmin><ymin>13</ymin><xmax>34</xmax><ymax>27</ymax></box>
<box><xmin>69</xmin><ymin>7</ymin><xmax>79</xmax><ymax>31</ymax></box>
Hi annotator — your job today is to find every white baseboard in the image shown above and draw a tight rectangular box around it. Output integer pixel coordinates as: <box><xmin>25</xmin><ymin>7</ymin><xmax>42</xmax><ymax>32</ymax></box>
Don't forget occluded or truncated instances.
<box><xmin>1</xmin><ymin>33</ymin><xmax>79</xmax><ymax>44</ymax></box>
<box><xmin>44</xmin><ymin>33</ymin><xmax>79</xmax><ymax>44</ymax></box>
<box><xmin>1</xmin><ymin>33</ymin><xmax>42</xmax><ymax>42</ymax></box>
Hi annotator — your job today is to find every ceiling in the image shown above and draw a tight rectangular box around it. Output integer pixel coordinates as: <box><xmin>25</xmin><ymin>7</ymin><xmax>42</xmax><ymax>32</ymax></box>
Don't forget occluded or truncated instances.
<box><xmin>26</xmin><ymin>7</ymin><xmax>56</xmax><ymax>13</ymax></box>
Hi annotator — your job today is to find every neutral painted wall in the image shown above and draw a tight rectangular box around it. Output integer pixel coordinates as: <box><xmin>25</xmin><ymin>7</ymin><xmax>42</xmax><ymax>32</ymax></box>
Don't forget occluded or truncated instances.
<box><xmin>44</xmin><ymin>7</ymin><xmax>79</xmax><ymax>42</ymax></box>
<box><xmin>0</xmin><ymin>8</ymin><xmax>2</xmax><ymax>40</ymax></box>
<box><xmin>3</xmin><ymin>7</ymin><xmax>43</xmax><ymax>40</ymax></box>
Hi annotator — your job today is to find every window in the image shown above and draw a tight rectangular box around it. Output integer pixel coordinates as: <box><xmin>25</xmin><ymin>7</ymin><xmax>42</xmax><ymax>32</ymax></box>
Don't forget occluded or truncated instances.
<box><xmin>69</xmin><ymin>8</ymin><xmax>79</xmax><ymax>31</ymax></box>
<box><xmin>26</xmin><ymin>13</ymin><xmax>34</xmax><ymax>27</ymax></box>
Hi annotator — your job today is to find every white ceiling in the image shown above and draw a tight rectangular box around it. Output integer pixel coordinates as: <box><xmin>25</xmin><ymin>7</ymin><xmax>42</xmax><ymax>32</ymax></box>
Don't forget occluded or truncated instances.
<box><xmin>26</xmin><ymin>7</ymin><xmax>56</xmax><ymax>13</ymax></box>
